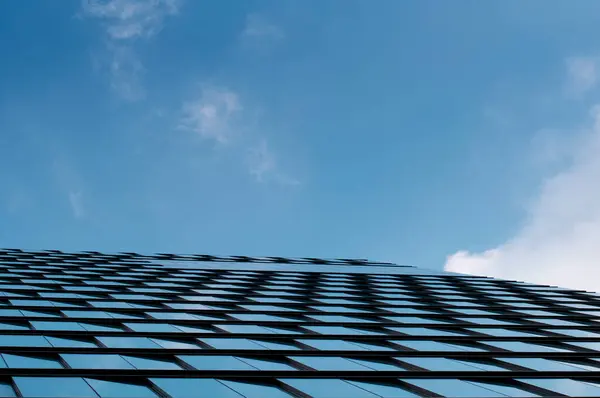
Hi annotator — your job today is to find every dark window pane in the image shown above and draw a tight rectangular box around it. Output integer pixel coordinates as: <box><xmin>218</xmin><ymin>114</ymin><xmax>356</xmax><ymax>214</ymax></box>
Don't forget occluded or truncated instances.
<box><xmin>84</xmin><ymin>379</ymin><xmax>158</xmax><ymax>398</ymax></box>
<box><xmin>151</xmin><ymin>379</ymin><xmax>243</xmax><ymax>398</ymax></box>
<box><xmin>14</xmin><ymin>377</ymin><xmax>99</xmax><ymax>398</ymax></box>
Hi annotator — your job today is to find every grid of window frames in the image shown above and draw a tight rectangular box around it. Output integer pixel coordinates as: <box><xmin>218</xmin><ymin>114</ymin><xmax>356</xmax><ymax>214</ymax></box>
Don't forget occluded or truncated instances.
<box><xmin>0</xmin><ymin>250</ymin><xmax>599</xmax><ymax>396</ymax></box>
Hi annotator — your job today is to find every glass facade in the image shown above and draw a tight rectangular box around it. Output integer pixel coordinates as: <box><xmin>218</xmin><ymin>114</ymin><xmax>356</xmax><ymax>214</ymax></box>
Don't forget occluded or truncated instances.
<box><xmin>0</xmin><ymin>249</ymin><xmax>599</xmax><ymax>396</ymax></box>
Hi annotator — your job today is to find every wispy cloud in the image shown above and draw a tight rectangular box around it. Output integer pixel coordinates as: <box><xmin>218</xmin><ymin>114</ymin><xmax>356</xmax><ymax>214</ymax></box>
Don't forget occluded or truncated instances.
<box><xmin>179</xmin><ymin>86</ymin><xmax>299</xmax><ymax>185</ymax></box>
<box><xmin>179</xmin><ymin>87</ymin><xmax>242</xmax><ymax>144</ymax></box>
<box><xmin>68</xmin><ymin>190</ymin><xmax>86</xmax><ymax>219</ymax></box>
<box><xmin>565</xmin><ymin>56</ymin><xmax>599</xmax><ymax>97</ymax></box>
<box><xmin>445</xmin><ymin>57</ymin><xmax>600</xmax><ymax>292</ymax></box>
<box><xmin>240</xmin><ymin>13</ymin><xmax>284</xmax><ymax>49</ymax></box>
<box><xmin>247</xmin><ymin>139</ymin><xmax>299</xmax><ymax>185</ymax></box>
<box><xmin>81</xmin><ymin>0</ymin><xmax>181</xmax><ymax>100</ymax></box>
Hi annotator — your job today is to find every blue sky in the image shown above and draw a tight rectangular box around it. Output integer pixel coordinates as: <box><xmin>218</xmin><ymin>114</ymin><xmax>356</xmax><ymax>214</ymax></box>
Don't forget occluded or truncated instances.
<box><xmin>2</xmin><ymin>1</ymin><xmax>600</xmax><ymax>288</ymax></box>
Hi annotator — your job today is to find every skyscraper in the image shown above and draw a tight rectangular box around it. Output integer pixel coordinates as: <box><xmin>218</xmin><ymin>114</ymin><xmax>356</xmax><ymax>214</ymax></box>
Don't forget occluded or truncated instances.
<box><xmin>0</xmin><ymin>248</ymin><xmax>599</xmax><ymax>397</ymax></box>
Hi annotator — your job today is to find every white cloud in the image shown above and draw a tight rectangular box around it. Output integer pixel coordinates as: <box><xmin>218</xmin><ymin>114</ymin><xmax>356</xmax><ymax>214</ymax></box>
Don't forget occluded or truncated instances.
<box><xmin>82</xmin><ymin>0</ymin><xmax>180</xmax><ymax>40</ymax></box>
<box><xmin>241</xmin><ymin>13</ymin><xmax>284</xmax><ymax>48</ymax></box>
<box><xmin>179</xmin><ymin>87</ymin><xmax>242</xmax><ymax>144</ymax></box>
<box><xmin>68</xmin><ymin>191</ymin><xmax>86</xmax><ymax>219</ymax></box>
<box><xmin>566</xmin><ymin>56</ymin><xmax>599</xmax><ymax>97</ymax></box>
<box><xmin>247</xmin><ymin>140</ymin><xmax>300</xmax><ymax>186</ymax></box>
<box><xmin>81</xmin><ymin>0</ymin><xmax>180</xmax><ymax>100</ymax></box>
<box><xmin>445</xmin><ymin>103</ymin><xmax>600</xmax><ymax>292</ymax></box>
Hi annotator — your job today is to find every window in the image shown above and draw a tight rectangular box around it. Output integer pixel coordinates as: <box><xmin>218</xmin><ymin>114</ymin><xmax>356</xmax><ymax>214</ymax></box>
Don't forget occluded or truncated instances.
<box><xmin>125</xmin><ymin>323</ymin><xmax>181</xmax><ymax>333</ymax></box>
<box><xmin>390</xmin><ymin>327</ymin><xmax>467</xmax><ymax>337</ymax></box>
<box><xmin>98</xmin><ymin>337</ymin><xmax>161</xmax><ymax>349</ymax></box>
<box><xmin>298</xmin><ymin>339</ymin><xmax>368</xmax><ymax>351</ymax></box>
<box><xmin>519</xmin><ymin>379</ymin><xmax>600</xmax><ymax>397</ymax></box>
<box><xmin>395</xmin><ymin>340</ymin><xmax>482</xmax><ymax>352</ymax></box>
<box><xmin>178</xmin><ymin>355</ymin><xmax>256</xmax><ymax>370</ymax></box>
<box><xmin>500</xmin><ymin>357</ymin><xmax>590</xmax><ymax>371</ymax></box>
<box><xmin>46</xmin><ymin>337</ymin><xmax>97</xmax><ymax>348</ymax></box>
<box><xmin>399</xmin><ymin>357</ymin><xmax>493</xmax><ymax>371</ymax></box>
<box><xmin>280</xmin><ymin>379</ymin><xmax>380</xmax><ymax>398</ymax></box>
<box><xmin>484</xmin><ymin>341</ymin><xmax>569</xmax><ymax>352</ymax></box>
<box><xmin>151</xmin><ymin>338</ymin><xmax>200</xmax><ymax>349</ymax></box>
<box><xmin>31</xmin><ymin>321</ymin><xmax>85</xmax><ymax>331</ymax></box>
<box><xmin>0</xmin><ymin>335</ymin><xmax>51</xmax><ymax>347</ymax></box>
<box><xmin>467</xmin><ymin>328</ymin><xmax>540</xmax><ymax>337</ymax></box>
<box><xmin>84</xmin><ymin>379</ymin><xmax>158</xmax><ymax>398</ymax></box>
<box><xmin>291</xmin><ymin>356</ymin><xmax>371</xmax><ymax>371</ymax></box>
<box><xmin>457</xmin><ymin>317</ymin><xmax>518</xmax><ymax>325</ymax></box>
<box><xmin>385</xmin><ymin>316</ymin><xmax>450</xmax><ymax>325</ymax></box>
<box><xmin>219</xmin><ymin>380</ymin><xmax>294</xmax><ymax>398</ymax></box>
<box><xmin>201</xmin><ymin>338</ymin><xmax>264</xmax><ymax>350</ymax></box>
<box><xmin>405</xmin><ymin>379</ymin><xmax>513</xmax><ymax>397</ymax></box>
<box><xmin>3</xmin><ymin>354</ymin><xmax>62</xmax><ymax>368</ymax></box>
<box><xmin>14</xmin><ymin>377</ymin><xmax>99</xmax><ymax>398</ymax></box>
<box><xmin>237</xmin><ymin>357</ymin><xmax>296</xmax><ymax>370</ymax></box>
<box><xmin>61</xmin><ymin>354</ymin><xmax>134</xmax><ymax>369</ymax></box>
<box><xmin>122</xmin><ymin>356</ymin><xmax>181</xmax><ymax>370</ymax></box>
<box><xmin>150</xmin><ymin>378</ymin><xmax>243</xmax><ymax>398</ymax></box>
<box><xmin>345</xmin><ymin>381</ymin><xmax>418</xmax><ymax>397</ymax></box>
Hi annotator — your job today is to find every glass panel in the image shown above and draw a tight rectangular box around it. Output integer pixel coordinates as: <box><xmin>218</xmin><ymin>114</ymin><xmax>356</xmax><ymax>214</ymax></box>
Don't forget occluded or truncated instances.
<box><xmin>14</xmin><ymin>377</ymin><xmax>99</xmax><ymax>398</ymax></box>
<box><xmin>546</xmin><ymin>329</ymin><xmax>600</xmax><ymax>337</ymax></box>
<box><xmin>348</xmin><ymin>358</ymin><xmax>405</xmax><ymax>371</ymax></box>
<box><xmin>125</xmin><ymin>323</ymin><xmax>181</xmax><ymax>332</ymax></box>
<box><xmin>468</xmin><ymin>328</ymin><xmax>540</xmax><ymax>337</ymax></box>
<box><xmin>84</xmin><ymin>379</ymin><xmax>158</xmax><ymax>398</ymax></box>
<box><xmin>308</xmin><ymin>315</ymin><xmax>375</xmax><ymax>323</ymax></box>
<box><xmin>253</xmin><ymin>340</ymin><xmax>300</xmax><ymax>350</ymax></box>
<box><xmin>178</xmin><ymin>355</ymin><xmax>256</xmax><ymax>370</ymax></box>
<box><xmin>151</xmin><ymin>338</ymin><xmax>200</xmax><ymax>349</ymax></box>
<box><xmin>519</xmin><ymin>379</ymin><xmax>600</xmax><ymax>397</ymax></box>
<box><xmin>530</xmin><ymin>318</ymin><xmax>584</xmax><ymax>326</ymax></box>
<box><xmin>399</xmin><ymin>357</ymin><xmax>487</xmax><ymax>371</ymax></box>
<box><xmin>385</xmin><ymin>316</ymin><xmax>449</xmax><ymax>325</ymax></box>
<box><xmin>390</xmin><ymin>327</ymin><xmax>467</xmax><ymax>337</ymax></box>
<box><xmin>63</xmin><ymin>310</ymin><xmax>111</xmax><ymax>318</ymax></box>
<box><xmin>457</xmin><ymin>317</ymin><xmax>517</xmax><ymax>325</ymax></box>
<box><xmin>485</xmin><ymin>341</ymin><xmax>568</xmax><ymax>352</ymax></box>
<box><xmin>237</xmin><ymin>357</ymin><xmax>296</xmax><ymax>370</ymax></box>
<box><xmin>98</xmin><ymin>337</ymin><xmax>161</xmax><ymax>349</ymax></box>
<box><xmin>0</xmin><ymin>335</ymin><xmax>51</xmax><ymax>347</ymax></box>
<box><xmin>3</xmin><ymin>354</ymin><xmax>62</xmax><ymax>368</ymax></box>
<box><xmin>217</xmin><ymin>325</ymin><xmax>273</xmax><ymax>334</ymax></box>
<box><xmin>346</xmin><ymin>381</ymin><xmax>418</xmax><ymax>397</ymax></box>
<box><xmin>31</xmin><ymin>321</ymin><xmax>86</xmax><ymax>331</ymax></box>
<box><xmin>220</xmin><ymin>380</ymin><xmax>294</xmax><ymax>398</ymax></box>
<box><xmin>201</xmin><ymin>338</ymin><xmax>264</xmax><ymax>350</ymax></box>
<box><xmin>566</xmin><ymin>342</ymin><xmax>600</xmax><ymax>351</ymax></box>
<box><xmin>46</xmin><ymin>337</ymin><xmax>97</xmax><ymax>348</ymax></box>
<box><xmin>122</xmin><ymin>356</ymin><xmax>181</xmax><ymax>370</ymax></box>
<box><xmin>0</xmin><ymin>382</ymin><xmax>15</xmax><ymax>397</ymax></box>
<box><xmin>298</xmin><ymin>339</ymin><xmax>368</xmax><ymax>351</ymax></box>
<box><xmin>290</xmin><ymin>356</ymin><xmax>371</xmax><ymax>370</ymax></box>
<box><xmin>500</xmin><ymin>357</ymin><xmax>589</xmax><ymax>371</ymax></box>
<box><xmin>61</xmin><ymin>354</ymin><xmax>134</xmax><ymax>369</ymax></box>
<box><xmin>280</xmin><ymin>379</ymin><xmax>379</xmax><ymax>398</ymax></box>
<box><xmin>151</xmin><ymin>379</ymin><xmax>243</xmax><ymax>398</ymax></box>
<box><xmin>396</xmin><ymin>340</ymin><xmax>482</xmax><ymax>352</ymax></box>
<box><xmin>405</xmin><ymin>379</ymin><xmax>508</xmax><ymax>397</ymax></box>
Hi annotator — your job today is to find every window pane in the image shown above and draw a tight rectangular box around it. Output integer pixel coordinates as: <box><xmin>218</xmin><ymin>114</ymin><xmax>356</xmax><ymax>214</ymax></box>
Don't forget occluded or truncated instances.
<box><xmin>151</xmin><ymin>338</ymin><xmax>200</xmax><ymax>349</ymax></box>
<box><xmin>3</xmin><ymin>354</ymin><xmax>62</xmax><ymax>368</ymax></box>
<box><xmin>201</xmin><ymin>338</ymin><xmax>264</xmax><ymax>350</ymax></box>
<box><xmin>61</xmin><ymin>354</ymin><xmax>134</xmax><ymax>369</ymax></box>
<box><xmin>485</xmin><ymin>341</ymin><xmax>568</xmax><ymax>352</ymax></box>
<box><xmin>391</xmin><ymin>327</ymin><xmax>466</xmax><ymax>337</ymax></box>
<box><xmin>14</xmin><ymin>377</ymin><xmax>99</xmax><ymax>398</ymax></box>
<box><xmin>0</xmin><ymin>382</ymin><xmax>15</xmax><ymax>397</ymax></box>
<box><xmin>0</xmin><ymin>335</ymin><xmax>51</xmax><ymax>347</ymax></box>
<box><xmin>237</xmin><ymin>357</ymin><xmax>296</xmax><ymax>371</ymax></box>
<box><xmin>468</xmin><ymin>328</ymin><xmax>540</xmax><ymax>337</ymax></box>
<box><xmin>348</xmin><ymin>358</ymin><xmax>405</xmax><ymax>371</ymax></box>
<box><xmin>150</xmin><ymin>379</ymin><xmax>243</xmax><ymax>398</ymax></box>
<box><xmin>84</xmin><ymin>379</ymin><xmax>158</xmax><ymax>398</ymax></box>
<box><xmin>396</xmin><ymin>340</ymin><xmax>482</xmax><ymax>352</ymax></box>
<box><xmin>280</xmin><ymin>379</ymin><xmax>379</xmax><ymax>398</ymax></box>
<box><xmin>122</xmin><ymin>356</ymin><xmax>181</xmax><ymax>370</ymax></box>
<box><xmin>501</xmin><ymin>357</ymin><xmax>590</xmax><ymax>371</ymax></box>
<box><xmin>346</xmin><ymin>381</ymin><xmax>418</xmax><ymax>397</ymax></box>
<box><xmin>405</xmin><ymin>379</ymin><xmax>507</xmax><ymax>397</ymax></box>
<box><xmin>178</xmin><ymin>355</ymin><xmax>256</xmax><ymax>370</ymax></box>
<box><xmin>46</xmin><ymin>337</ymin><xmax>97</xmax><ymax>348</ymax></box>
<box><xmin>519</xmin><ymin>379</ymin><xmax>600</xmax><ymax>396</ymax></box>
<box><xmin>98</xmin><ymin>337</ymin><xmax>161</xmax><ymax>349</ymax></box>
<box><xmin>291</xmin><ymin>356</ymin><xmax>371</xmax><ymax>370</ymax></box>
<box><xmin>220</xmin><ymin>380</ymin><xmax>294</xmax><ymax>398</ymax></box>
<box><xmin>399</xmin><ymin>357</ymin><xmax>486</xmax><ymax>371</ymax></box>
